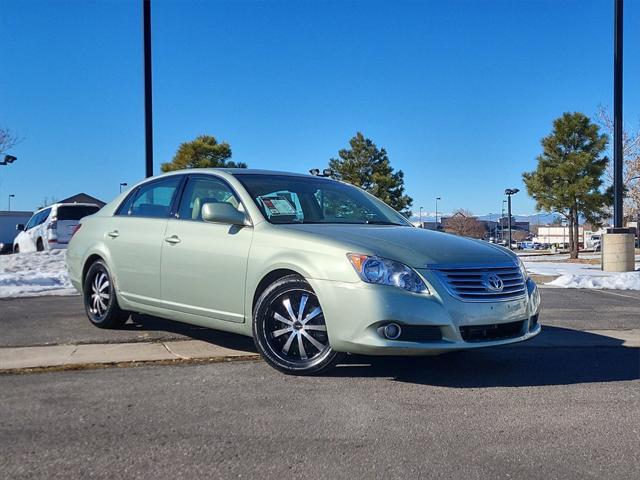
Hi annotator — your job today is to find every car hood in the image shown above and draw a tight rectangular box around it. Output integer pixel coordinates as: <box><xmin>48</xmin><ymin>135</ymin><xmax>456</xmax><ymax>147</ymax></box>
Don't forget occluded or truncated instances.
<box><xmin>278</xmin><ymin>224</ymin><xmax>516</xmax><ymax>268</ymax></box>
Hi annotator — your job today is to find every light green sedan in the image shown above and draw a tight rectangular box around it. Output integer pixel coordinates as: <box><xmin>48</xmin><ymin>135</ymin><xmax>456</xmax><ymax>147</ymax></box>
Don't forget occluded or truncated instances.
<box><xmin>67</xmin><ymin>169</ymin><xmax>541</xmax><ymax>374</ymax></box>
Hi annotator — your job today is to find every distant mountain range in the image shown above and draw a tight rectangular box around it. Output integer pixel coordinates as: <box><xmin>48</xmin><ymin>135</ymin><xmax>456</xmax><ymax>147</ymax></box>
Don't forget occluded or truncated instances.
<box><xmin>410</xmin><ymin>212</ymin><xmax>563</xmax><ymax>225</ymax></box>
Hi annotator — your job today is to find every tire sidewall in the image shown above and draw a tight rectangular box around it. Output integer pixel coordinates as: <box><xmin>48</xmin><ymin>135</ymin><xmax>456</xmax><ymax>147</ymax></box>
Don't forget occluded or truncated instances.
<box><xmin>253</xmin><ymin>275</ymin><xmax>339</xmax><ymax>375</ymax></box>
<box><xmin>83</xmin><ymin>260</ymin><xmax>121</xmax><ymax>327</ymax></box>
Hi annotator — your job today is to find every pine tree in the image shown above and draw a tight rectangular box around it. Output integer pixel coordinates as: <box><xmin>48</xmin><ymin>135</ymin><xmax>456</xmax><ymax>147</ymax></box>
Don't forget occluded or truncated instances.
<box><xmin>161</xmin><ymin>135</ymin><xmax>246</xmax><ymax>172</ymax></box>
<box><xmin>523</xmin><ymin>113</ymin><xmax>611</xmax><ymax>259</ymax></box>
<box><xmin>328</xmin><ymin>132</ymin><xmax>412</xmax><ymax>214</ymax></box>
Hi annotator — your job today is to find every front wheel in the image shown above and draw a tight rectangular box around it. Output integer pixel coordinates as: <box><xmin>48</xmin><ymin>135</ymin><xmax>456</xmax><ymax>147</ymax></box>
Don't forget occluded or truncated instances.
<box><xmin>253</xmin><ymin>275</ymin><xmax>341</xmax><ymax>375</ymax></box>
<box><xmin>83</xmin><ymin>260</ymin><xmax>130</xmax><ymax>329</ymax></box>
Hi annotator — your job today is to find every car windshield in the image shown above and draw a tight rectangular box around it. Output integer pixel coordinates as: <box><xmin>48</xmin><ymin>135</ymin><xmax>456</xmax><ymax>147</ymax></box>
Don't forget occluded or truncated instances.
<box><xmin>236</xmin><ymin>174</ymin><xmax>411</xmax><ymax>226</ymax></box>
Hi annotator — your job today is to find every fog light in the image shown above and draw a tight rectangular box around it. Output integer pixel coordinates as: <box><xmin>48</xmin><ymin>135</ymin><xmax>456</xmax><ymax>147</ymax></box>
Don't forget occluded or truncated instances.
<box><xmin>382</xmin><ymin>323</ymin><xmax>402</xmax><ymax>340</ymax></box>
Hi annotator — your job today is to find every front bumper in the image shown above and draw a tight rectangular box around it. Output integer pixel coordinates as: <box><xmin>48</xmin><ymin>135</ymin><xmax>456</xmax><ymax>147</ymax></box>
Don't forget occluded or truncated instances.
<box><xmin>308</xmin><ymin>275</ymin><xmax>541</xmax><ymax>356</ymax></box>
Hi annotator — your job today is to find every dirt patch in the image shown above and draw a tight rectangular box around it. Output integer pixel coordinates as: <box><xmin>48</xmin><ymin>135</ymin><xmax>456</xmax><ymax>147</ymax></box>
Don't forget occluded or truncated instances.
<box><xmin>563</xmin><ymin>258</ymin><xmax>601</xmax><ymax>265</ymax></box>
<box><xmin>530</xmin><ymin>274</ymin><xmax>559</xmax><ymax>284</ymax></box>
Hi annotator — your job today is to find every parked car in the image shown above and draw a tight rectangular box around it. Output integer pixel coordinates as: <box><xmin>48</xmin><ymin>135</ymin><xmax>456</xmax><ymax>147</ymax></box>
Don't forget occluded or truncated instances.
<box><xmin>67</xmin><ymin>169</ymin><xmax>542</xmax><ymax>375</ymax></box>
<box><xmin>13</xmin><ymin>203</ymin><xmax>100</xmax><ymax>253</ymax></box>
<box><xmin>0</xmin><ymin>211</ymin><xmax>32</xmax><ymax>254</ymax></box>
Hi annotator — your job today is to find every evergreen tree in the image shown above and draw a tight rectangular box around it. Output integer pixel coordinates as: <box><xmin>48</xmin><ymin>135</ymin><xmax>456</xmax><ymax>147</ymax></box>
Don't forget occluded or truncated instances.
<box><xmin>161</xmin><ymin>135</ymin><xmax>246</xmax><ymax>172</ymax></box>
<box><xmin>328</xmin><ymin>132</ymin><xmax>412</xmax><ymax>214</ymax></box>
<box><xmin>523</xmin><ymin>113</ymin><xmax>610</xmax><ymax>259</ymax></box>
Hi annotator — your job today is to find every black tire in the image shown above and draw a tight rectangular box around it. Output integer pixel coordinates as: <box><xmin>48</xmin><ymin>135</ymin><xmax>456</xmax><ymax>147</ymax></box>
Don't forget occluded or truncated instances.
<box><xmin>13</xmin><ymin>245</ymin><xmax>19</xmax><ymax>254</ymax></box>
<box><xmin>83</xmin><ymin>259</ymin><xmax>130</xmax><ymax>329</ymax></box>
<box><xmin>253</xmin><ymin>274</ymin><xmax>341</xmax><ymax>375</ymax></box>
<box><xmin>36</xmin><ymin>239</ymin><xmax>44</xmax><ymax>252</ymax></box>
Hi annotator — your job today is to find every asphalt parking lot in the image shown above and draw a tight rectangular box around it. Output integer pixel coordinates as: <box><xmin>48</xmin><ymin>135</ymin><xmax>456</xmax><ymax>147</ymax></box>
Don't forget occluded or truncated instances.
<box><xmin>2</xmin><ymin>287</ymin><xmax>639</xmax><ymax>347</ymax></box>
<box><xmin>1</xmin><ymin>288</ymin><xmax>639</xmax><ymax>479</ymax></box>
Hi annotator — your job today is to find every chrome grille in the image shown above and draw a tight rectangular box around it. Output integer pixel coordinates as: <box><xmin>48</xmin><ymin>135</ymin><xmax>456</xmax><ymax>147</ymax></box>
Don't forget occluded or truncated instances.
<box><xmin>432</xmin><ymin>264</ymin><xmax>526</xmax><ymax>302</ymax></box>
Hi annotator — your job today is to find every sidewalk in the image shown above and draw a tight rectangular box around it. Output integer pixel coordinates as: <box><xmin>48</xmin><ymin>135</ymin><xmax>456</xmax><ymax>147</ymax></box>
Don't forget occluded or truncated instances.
<box><xmin>1</xmin><ymin>328</ymin><xmax>638</xmax><ymax>373</ymax></box>
<box><xmin>0</xmin><ymin>339</ymin><xmax>259</xmax><ymax>372</ymax></box>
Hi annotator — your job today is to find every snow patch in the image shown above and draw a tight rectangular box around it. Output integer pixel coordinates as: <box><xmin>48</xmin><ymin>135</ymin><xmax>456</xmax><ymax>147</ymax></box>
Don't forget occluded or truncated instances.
<box><xmin>0</xmin><ymin>250</ymin><xmax>78</xmax><ymax>298</ymax></box>
<box><xmin>548</xmin><ymin>272</ymin><xmax>640</xmax><ymax>290</ymax></box>
<box><xmin>523</xmin><ymin>259</ymin><xmax>640</xmax><ymax>290</ymax></box>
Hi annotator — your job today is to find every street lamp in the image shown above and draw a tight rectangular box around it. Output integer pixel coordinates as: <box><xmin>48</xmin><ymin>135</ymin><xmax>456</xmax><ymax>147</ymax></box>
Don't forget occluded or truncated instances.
<box><xmin>419</xmin><ymin>207</ymin><xmax>424</xmax><ymax>228</ymax></box>
<box><xmin>504</xmin><ymin>188</ymin><xmax>520</xmax><ymax>249</ymax></box>
<box><xmin>120</xmin><ymin>182</ymin><xmax>128</xmax><ymax>193</ymax></box>
<box><xmin>435</xmin><ymin>197</ymin><xmax>441</xmax><ymax>229</ymax></box>
<box><xmin>0</xmin><ymin>154</ymin><xmax>17</xmax><ymax>166</ymax></box>
<box><xmin>8</xmin><ymin>194</ymin><xmax>15</xmax><ymax>211</ymax></box>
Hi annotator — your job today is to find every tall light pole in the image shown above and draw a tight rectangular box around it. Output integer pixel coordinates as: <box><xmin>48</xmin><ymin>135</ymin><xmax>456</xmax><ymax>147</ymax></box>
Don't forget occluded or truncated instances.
<box><xmin>489</xmin><ymin>212</ymin><xmax>498</xmax><ymax>243</ymax></box>
<box><xmin>435</xmin><ymin>197</ymin><xmax>441</xmax><ymax>229</ymax></box>
<box><xmin>419</xmin><ymin>206</ymin><xmax>424</xmax><ymax>227</ymax></box>
<box><xmin>8</xmin><ymin>194</ymin><xmax>15</xmax><ymax>211</ymax></box>
<box><xmin>612</xmin><ymin>0</ymin><xmax>623</xmax><ymax>229</ymax></box>
<box><xmin>1</xmin><ymin>156</ymin><xmax>18</xmax><ymax>212</ymax></box>
<box><xmin>120</xmin><ymin>182</ymin><xmax>128</xmax><ymax>193</ymax></box>
<box><xmin>501</xmin><ymin>200</ymin><xmax>507</xmax><ymax>242</ymax></box>
<box><xmin>505</xmin><ymin>188</ymin><xmax>519</xmax><ymax>249</ymax></box>
<box><xmin>143</xmin><ymin>0</ymin><xmax>154</xmax><ymax>178</ymax></box>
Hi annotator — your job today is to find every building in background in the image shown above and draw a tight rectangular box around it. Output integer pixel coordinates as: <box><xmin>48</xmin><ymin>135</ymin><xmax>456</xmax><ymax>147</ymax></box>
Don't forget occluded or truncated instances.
<box><xmin>58</xmin><ymin>193</ymin><xmax>105</xmax><ymax>208</ymax></box>
<box><xmin>0</xmin><ymin>210</ymin><xmax>33</xmax><ymax>253</ymax></box>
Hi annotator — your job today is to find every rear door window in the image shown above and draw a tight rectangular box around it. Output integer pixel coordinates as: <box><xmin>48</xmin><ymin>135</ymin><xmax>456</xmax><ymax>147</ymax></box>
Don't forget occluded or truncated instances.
<box><xmin>57</xmin><ymin>206</ymin><xmax>100</xmax><ymax>221</ymax></box>
<box><xmin>119</xmin><ymin>177</ymin><xmax>182</xmax><ymax>218</ymax></box>
<box><xmin>36</xmin><ymin>208</ymin><xmax>51</xmax><ymax>226</ymax></box>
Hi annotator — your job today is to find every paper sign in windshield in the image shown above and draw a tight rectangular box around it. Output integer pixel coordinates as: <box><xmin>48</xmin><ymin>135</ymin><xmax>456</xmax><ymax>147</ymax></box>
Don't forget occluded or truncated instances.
<box><xmin>260</xmin><ymin>196</ymin><xmax>296</xmax><ymax>216</ymax></box>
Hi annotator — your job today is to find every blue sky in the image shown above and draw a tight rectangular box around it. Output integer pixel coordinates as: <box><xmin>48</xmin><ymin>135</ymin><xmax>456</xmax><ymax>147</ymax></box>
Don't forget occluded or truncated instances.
<box><xmin>1</xmin><ymin>0</ymin><xmax>639</xmax><ymax>216</ymax></box>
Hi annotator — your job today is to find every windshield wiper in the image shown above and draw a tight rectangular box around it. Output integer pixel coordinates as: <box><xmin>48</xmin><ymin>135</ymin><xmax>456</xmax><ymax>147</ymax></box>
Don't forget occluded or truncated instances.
<box><xmin>365</xmin><ymin>220</ymin><xmax>404</xmax><ymax>226</ymax></box>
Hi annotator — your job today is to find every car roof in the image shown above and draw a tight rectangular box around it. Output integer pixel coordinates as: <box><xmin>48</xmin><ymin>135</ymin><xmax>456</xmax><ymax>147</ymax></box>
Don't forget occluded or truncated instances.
<box><xmin>167</xmin><ymin>168</ymin><xmax>318</xmax><ymax>178</ymax></box>
<box><xmin>34</xmin><ymin>203</ymin><xmax>100</xmax><ymax>213</ymax></box>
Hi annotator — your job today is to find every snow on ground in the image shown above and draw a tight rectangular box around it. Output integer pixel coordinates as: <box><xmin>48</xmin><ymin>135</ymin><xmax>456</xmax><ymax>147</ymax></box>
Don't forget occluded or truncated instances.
<box><xmin>523</xmin><ymin>260</ymin><xmax>640</xmax><ymax>290</ymax></box>
<box><xmin>548</xmin><ymin>272</ymin><xmax>640</xmax><ymax>290</ymax></box>
<box><xmin>0</xmin><ymin>250</ymin><xmax>78</xmax><ymax>298</ymax></box>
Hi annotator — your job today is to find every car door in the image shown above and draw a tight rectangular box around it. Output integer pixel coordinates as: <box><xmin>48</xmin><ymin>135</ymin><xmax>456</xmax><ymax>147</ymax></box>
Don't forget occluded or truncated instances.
<box><xmin>106</xmin><ymin>175</ymin><xmax>183</xmax><ymax>307</ymax></box>
<box><xmin>16</xmin><ymin>212</ymin><xmax>40</xmax><ymax>251</ymax></box>
<box><xmin>160</xmin><ymin>174</ymin><xmax>253</xmax><ymax>323</ymax></box>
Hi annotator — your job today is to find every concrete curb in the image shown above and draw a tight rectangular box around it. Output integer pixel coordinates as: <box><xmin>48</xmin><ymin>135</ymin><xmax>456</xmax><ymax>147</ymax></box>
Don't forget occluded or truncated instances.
<box><xmin>1</xmin><ymin>329</ymin><xmax>638</xmax><ymax>374</ymax></box>
<box><xmin>0</xmin><ymin>339</ymin><xmax>259</xmax><ymax>373</ymax></box>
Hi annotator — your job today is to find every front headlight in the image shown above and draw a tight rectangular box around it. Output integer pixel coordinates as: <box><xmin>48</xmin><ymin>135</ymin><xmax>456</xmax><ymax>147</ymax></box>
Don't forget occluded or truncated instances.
<box><xmin>347</xmin><ymin>253</ymin><xmax>430</xmax><ymax>294</ymax></box>
<box><xmin>517</xmin><ymin>257</ymin><xmax>529</xmax><ymax>280</ymax></box>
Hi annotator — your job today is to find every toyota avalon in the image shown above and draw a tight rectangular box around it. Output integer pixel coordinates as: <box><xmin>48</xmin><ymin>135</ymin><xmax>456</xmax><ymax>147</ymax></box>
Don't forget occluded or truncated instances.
<box><xmin>67</xmin><ymin>169</ymin><xmax>541</xmax><ymax>374</ymax></box>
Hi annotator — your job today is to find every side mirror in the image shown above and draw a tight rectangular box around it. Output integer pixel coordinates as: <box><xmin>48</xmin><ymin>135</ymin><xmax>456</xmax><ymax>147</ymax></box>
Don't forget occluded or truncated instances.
<box><xmin>16</xmin><ymin>224</ymin><xmax>25</xmax><ymax>231</ymax></box>
<box><xmin>202</xmin><ymin>202</ymin><xmax>248</xmax><ymax>226</ymax></box>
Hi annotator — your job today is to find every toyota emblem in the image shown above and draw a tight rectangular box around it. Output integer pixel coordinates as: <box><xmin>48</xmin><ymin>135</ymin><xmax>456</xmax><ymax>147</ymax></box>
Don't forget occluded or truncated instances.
<box><xmin>484</xmin><ymin>273</ymin><xmax>504</xmax><ymax>292</ymax></box>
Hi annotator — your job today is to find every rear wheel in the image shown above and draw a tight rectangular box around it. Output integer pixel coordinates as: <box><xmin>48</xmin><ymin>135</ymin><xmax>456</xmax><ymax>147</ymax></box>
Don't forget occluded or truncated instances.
<box><xmin>13</xmin><ymin>245</ymin><xmax>19</xmax><ymax>254</ymax></box>
<box><xmin>83</xmin><ymin>260</ymin><xmax>129</xmax><ymax>329</ymax></box>
<box><xmin>253</xmin><ymin>275</ymin><xmax>341</xmax><ymax>375</ymax></box>
<box><xmin>36</xmin><ymin>239</ymin><xmax>44</xmax><ymax>252</ymax></box>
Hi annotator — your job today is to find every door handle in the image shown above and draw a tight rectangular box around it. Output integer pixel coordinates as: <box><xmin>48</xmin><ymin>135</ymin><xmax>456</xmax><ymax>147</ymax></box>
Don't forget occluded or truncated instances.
<box><xmin>164</xmin><ymin>235</ymin><xmax>181</xmax><ymax>244</ymax></box>
<box><xmin>107</xmin><ymin>230</ymin><xmax>119</xmax><ymax>238</ymax></box>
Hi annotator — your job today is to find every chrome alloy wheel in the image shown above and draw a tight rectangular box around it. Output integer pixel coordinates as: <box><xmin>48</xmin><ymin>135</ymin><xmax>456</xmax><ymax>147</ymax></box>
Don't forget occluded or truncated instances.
<box><xmin>89</xmin><ymin>271</ymin><xmax>111</xmax><ymax>318</ymax></box>
<box><xmin>265</xmin><ymin>289</ymin><xmax>330</xmax><ymax>364</ymax></box>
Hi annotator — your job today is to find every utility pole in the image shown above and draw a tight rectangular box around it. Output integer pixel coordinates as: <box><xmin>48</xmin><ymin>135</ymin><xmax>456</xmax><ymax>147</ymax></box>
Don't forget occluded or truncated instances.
<box><xmin>143</xmin><ymin>0</ymin><xmax>154</xmax><ymax>178</ymax></box>
<box><xmin>419</xmin><ymin>207</ymin><xmax>423</xmax><ymax>228</ymax></box>
<box><xmin>8</xmin><ymin>194</ymin><xmax>15</xmax><ymax>211</ymax></box>
<box><xmin>435</xmin><ymin>197</ymin><xmax>441</xmax><ymax>230</ymax></box>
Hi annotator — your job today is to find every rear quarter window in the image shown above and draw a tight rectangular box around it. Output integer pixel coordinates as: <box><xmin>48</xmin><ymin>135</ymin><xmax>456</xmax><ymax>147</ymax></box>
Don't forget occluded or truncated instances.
<box><xmin>57</xmin><ymin>206</ymin><xmax>100</xmax><ymax>221</ymax></box>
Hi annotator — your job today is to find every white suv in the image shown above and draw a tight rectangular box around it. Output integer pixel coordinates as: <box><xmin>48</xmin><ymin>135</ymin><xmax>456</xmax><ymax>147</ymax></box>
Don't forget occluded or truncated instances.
<box><xmin>13</xmin><ymin>203</ymin><xmax>100</xmax><ymax>253</ymax></box>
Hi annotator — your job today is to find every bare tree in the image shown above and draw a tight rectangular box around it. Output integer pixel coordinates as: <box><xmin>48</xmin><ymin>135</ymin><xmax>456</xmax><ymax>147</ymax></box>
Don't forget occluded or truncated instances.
<box><xmin>596</xmin><ymin>106</ymin><xmax>640</xmax><ymax>218</ymax></box>
<box><xmin>444</xmin><ymin>209</ymin><xmax>486</xmax><ymax>239</ymax></box>
<box><xmin>0</xmin><ymin>127</ymin><xmax>20</xmax><ymax>154</ymax></box>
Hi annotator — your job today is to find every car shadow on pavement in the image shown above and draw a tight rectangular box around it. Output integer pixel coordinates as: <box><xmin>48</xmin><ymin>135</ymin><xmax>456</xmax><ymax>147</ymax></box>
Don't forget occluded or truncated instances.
<box><xmin>124</xmin><ymin>314</ymin><xmax>257</xmax><ymax>352</ymax></box>
<box><xmin>329</xmin><ymin>326</ymin><xmax>640</xmax><ymax>388</ymax></box>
